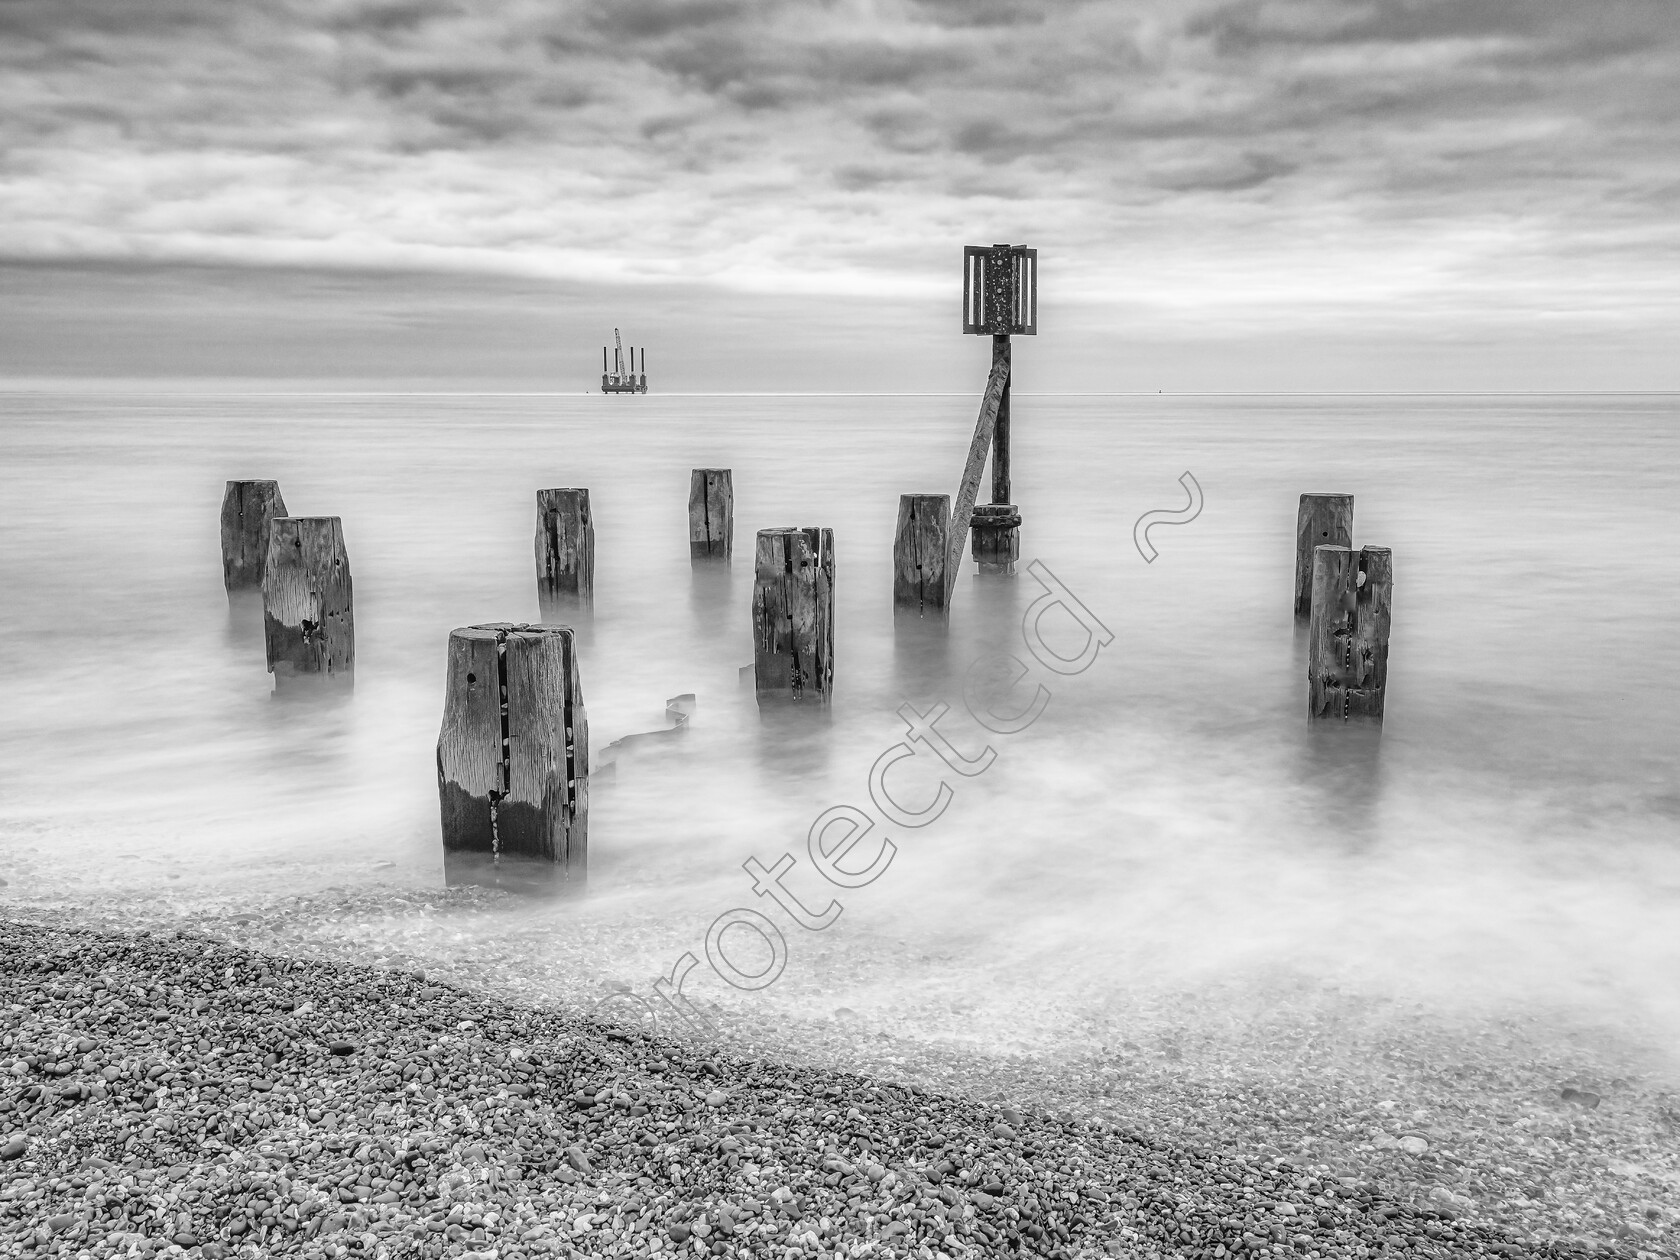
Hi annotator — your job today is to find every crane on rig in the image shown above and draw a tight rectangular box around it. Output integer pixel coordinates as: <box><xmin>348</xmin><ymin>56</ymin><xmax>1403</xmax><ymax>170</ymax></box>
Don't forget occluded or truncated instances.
<box><xmin>601</xmin><ymin>329</ymin><xmax>647</xmax><ymax>394</ymax></box>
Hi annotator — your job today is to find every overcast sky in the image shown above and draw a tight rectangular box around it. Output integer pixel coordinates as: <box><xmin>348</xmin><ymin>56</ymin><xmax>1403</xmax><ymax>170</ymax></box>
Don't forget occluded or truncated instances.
<box><xmin>3</xmin><ymin>0</ymin><xmax>1678</xmax><ymax>390</ymax></box>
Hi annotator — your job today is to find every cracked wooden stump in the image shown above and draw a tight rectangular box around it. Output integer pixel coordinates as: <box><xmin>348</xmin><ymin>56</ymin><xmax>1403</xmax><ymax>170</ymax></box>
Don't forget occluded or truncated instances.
<box><xmin>220</xmin><ymin>480</ymin><xmax>288</xmax><ymax>596</ymax></box>
<box><xmin>893</xmin><ymin>494</ymin><xmax>949</xmax><ymax>618</ymax></box>
<box><xmin>688</xmin><ymin>468</ymin><xmax>734</xmax><ymax>562</ymax></box>
<box><xmin>1308</xmin><ymin>544</ymin><xmax>1392</xmax><ymax>724</ymax></box>
<box><xmin>437</xmin><ymin>623</ymin><xmax>588</xmax><ymax>893</ymax></box>
<box><xmin>752</xmin><ymin>527</ymin><xmax>834</xmax><ymax>704</ymax></box>
<box><xmin>261</xmin><ymin>516</ymin><xmax>353</xmax><ymax>690</ymax></box>
<box><xmin>1296</xmin><ymin>493</ymin><xmax>1354</xmax><ymax>621</ymax></box>
<box><xmin>535</xmin><ymin>488</ymin><xmax>594</xmax><ymax>617</ymax></box>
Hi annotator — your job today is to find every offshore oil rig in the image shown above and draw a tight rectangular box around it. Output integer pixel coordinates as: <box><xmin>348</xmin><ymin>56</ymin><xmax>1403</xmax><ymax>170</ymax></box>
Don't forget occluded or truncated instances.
<box><xmin>601</xmin><ymin>329</ymin><xmax>647</xmax><ymax>394</ymax></box>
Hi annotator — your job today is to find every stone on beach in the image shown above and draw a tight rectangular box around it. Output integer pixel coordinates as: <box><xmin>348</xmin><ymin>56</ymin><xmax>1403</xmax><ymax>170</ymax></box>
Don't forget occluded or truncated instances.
<box><xmin>0</xmin><ymin>918</ymin><xmax>1646</xmax><ymax>1260</ymax></box>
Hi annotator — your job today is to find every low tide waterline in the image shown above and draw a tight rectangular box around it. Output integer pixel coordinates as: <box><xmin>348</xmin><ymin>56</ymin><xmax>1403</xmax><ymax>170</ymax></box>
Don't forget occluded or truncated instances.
<box><xmin>2</xmin><ymin>391</ymin><xmax>1678</xmax><ymax>1072</ymax></box>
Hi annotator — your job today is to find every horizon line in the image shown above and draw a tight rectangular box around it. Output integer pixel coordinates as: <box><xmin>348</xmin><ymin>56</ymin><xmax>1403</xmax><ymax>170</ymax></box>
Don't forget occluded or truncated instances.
<box><xmin>3</xmin><ymin>383</ymin><xmax>1678</xmax><ymax>399</ymax></box>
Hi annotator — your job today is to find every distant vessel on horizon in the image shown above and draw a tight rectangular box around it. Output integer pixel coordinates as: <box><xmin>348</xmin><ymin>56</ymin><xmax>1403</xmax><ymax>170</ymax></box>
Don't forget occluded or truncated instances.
<box><xmin>602</xmin><ymin>329</ymin><xmax>647</xmax><ymax>394</ymax></box>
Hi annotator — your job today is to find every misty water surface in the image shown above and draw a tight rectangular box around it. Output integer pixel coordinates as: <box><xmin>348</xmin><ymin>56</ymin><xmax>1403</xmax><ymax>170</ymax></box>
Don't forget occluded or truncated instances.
<box><xmin>1</xmin><ymin>391</ymin><xmax>1677</xmax><ymax>1062</ymax></box>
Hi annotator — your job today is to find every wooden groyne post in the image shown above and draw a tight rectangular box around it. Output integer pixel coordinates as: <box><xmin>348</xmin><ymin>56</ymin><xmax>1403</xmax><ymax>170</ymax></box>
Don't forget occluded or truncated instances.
<box><xmin>221</xmin><ymin>480</ymin><xmax>287</xmax><ymax>595</ymax></box>
<box><xmin>1295</xmin><ymin>494</ymin><xmax>1354</xmax><ymax>620</ymax></box>
<box><xmin>262</xmin><ymin>516</ymin><xmax>353</xmax><ymax>687</ymax></box>
<box><xmin>893</xmin><ymin>493</ymin><xmax>950</xmax><ymax>616</ymax></box>
<box><xmin>947</xmin><ymin>243</ymin><xmax>1036</xmax><ymax>597</ymax></box>
<box><xmin>1308</xmin><ymin>545</ymin><xmax>1392</xmax><ymax>723</ymax></box>
<box><xmin>753</xmin><ymin>527</ymin><xmax>834</xmax><ymax>702</ymax></box>
<box><xmin>437</xmin><ymin>623</ymin><xmax>588</xmax><ymax>890</ymax></box>
<box><xmin>536</xmin><ymin>488</ymin><xmax>594</xmax><ymax>614</ymax></box>
<box><xmin>689</xmin><ymin>469</ymin><xmax>734</xmax><ymax>562</ymax></box>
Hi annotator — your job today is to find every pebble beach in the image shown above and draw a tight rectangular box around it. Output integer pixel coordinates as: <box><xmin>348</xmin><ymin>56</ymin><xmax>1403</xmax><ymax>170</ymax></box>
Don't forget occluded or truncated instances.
<box><xmin>3</xmin><ymin>915</ymin><xmax>1676</xmax><ymax>1260</ymax></box>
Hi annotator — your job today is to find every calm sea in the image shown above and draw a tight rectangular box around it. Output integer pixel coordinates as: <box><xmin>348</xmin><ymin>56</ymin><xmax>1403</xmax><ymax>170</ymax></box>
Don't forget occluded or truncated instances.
<box><xmin>2</xmin><ymin>391</ymin><xmax>1677</xmax><ymax>1060</ymax></box>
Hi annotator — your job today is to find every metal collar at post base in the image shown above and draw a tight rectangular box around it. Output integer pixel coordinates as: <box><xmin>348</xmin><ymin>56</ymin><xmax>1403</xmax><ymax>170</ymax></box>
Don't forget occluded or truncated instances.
<box><xmin>970</xmin><ymin>503</ymin><xmax>1021</xmax><ymax>577</ymax></box>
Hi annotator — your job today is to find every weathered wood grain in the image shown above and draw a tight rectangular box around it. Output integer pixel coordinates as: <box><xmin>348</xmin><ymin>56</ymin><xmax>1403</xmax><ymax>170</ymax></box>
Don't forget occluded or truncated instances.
<box><xmin>991</xmin><ymin>372</ymin><xmax>1012</xmax><ymax>506</ymax></box>
<box><xmin>945</xmin><ymin>335</ymin><xmax>1012</xmax><ymax>600</ymax></box>
<box><xmin>1308</xmin><ymin>545</ymin><xmax>1356</xmax><ymax>721</ymax></box>
<box><xmin>436</xmin><ymin>627</ymin><xmax>503</xmax><ymax>856</ymax></box>
<box><xmin>893</xmin><ymin>494</ymin><xmax>949</xmax><ymax>617</ymax></box>
<box><xmin>1347</xmin><ymin>546</ymin><xmax>1392</xmax><ymax>721</ymax></box>
<box><xmin>437</xmin><ymin>622</ymin><xmax>587</xmax><ymax>891</ymax></box>
<box><xmin>1295</xmin><ymin>493</ymin><xmax>1354</xmax><ymax>620</ymax></box>
<box><xmin>220</xmin><ymin>480</ymin><xmax>287</xmax><ymax>594</ymax></box>
<box><xmin>503</xmin><ymin>625</ymin><xmax>589</xmax><ymax>868</ymax></box>
<box><xmin>688</xmin><ymin>468</ymin><xmax>734</xmax><ymax>561</ymax></box>
<box><xmin>261</xmin><ymin>516</ymin><xmax>353</xmax><ymax>687</ymax></box>
<box><xmin>535</xmin><ymin>488</ymin><xmax>595</xmax><ymax>614</ymax></box>
<box><xmin>1308</xmin><ymin>544</ymin><xmax>1392</xmax><ymax>724</ymax></box>
<box><xmin>753</xmin><ymin>527</ymin><xmax>834</xmax><ymax>702</ymax></box>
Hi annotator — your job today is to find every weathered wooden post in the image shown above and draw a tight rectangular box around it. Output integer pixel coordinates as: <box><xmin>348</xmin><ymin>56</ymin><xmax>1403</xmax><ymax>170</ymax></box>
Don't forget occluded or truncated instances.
<box><xmin>892</xmin><ymin>494</ymin><xmax>956</xmax><ymax>699</ymax></box>
<box><xmin>948</xmin><ymin>243</ymin><xmax>1036</xmax><ymax>597</ymax></box>
<box><xmin>535</xmin><ymin>488</ymin><xmax>594</xmax><ymax>615</ymax></box>
<box><xmin>1295</xmin><ymin>494</ymin><xmax>1354</xmax><ymax>620</ymax></box>
<box><xmin>221</xmin><ymin>480</ymin><xmax>288</xmax><ymax>595</ymax></box>
<box><xmin>1308</xmin><ymin>545</ymin><xmax>1392</xmax><ymax>723</ymax></box>
<box><xmin>262</xmin><ymin>517</ymin><xmax>353</xmax><ymax>687</ymax></box>
<box><xmin>893</xmin><ymin>494</ymin><xmax>950</xmax><ymax>617</ymax></box>
<box><xmin>688</xmin><ymin>469</ymin><xmax>734</xmax><ymax>562</ymax></box>
<box><xmin>753</xmin><ymin>527</ymin><xmax>834</xmax><ymax>702</ymax></box>
<box><xmin>437</xmin><ymin>623</ymin><xmax>588</xmax><ymax>890</ymax></box>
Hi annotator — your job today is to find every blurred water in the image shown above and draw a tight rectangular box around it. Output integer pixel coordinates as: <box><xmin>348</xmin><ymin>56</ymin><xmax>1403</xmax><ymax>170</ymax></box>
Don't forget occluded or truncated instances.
<box><xmin>2</xmin><ymin>390</ymin><xmax>1677</xmax><ymax>1059</ymax></box>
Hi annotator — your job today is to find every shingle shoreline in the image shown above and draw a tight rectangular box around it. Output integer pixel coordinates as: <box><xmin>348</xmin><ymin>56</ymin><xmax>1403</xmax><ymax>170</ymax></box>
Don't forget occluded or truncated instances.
<box><xmin>1</xmin><ymin>919</ymin><xmax>1601</xmax><ymax>1260</ymax></box>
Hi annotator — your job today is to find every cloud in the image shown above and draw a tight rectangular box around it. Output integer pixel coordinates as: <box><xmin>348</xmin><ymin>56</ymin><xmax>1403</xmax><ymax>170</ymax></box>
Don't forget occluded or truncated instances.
<box><xmin>1152</xmin><ymin>151</ymin><xmax>1296</xmax><ymax>193</ymax></box>
<box><xmin>582</xmin><ymin>0</ymin><xmax>750</xmax><ymax>42</ymax></box>
<box><xmin>0</xmin><ymin>0</ymin><xmax>1674</xmax><ymax>340</ymax></box>
<box><xmin>831</xmin><ymin>163</ymin><xmax>900</xmax><ymax>192</ymax></box>
<box><xmin>950</xmin><ymin>119</ymin><xmax>1041</xmax><ymax>164</ymax></box>
<box><xmin>906</xmin><ymin>0</ymin><xmax>1059</xmax><ymax>30</ymax></box>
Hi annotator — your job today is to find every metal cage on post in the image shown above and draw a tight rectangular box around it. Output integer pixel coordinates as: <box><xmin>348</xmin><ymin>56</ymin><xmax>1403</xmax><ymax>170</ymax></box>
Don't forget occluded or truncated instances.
<box><xmin>962</xmin><ymin>244</ymin><xmax>1037</xmax><ymax>336</ymax></box>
